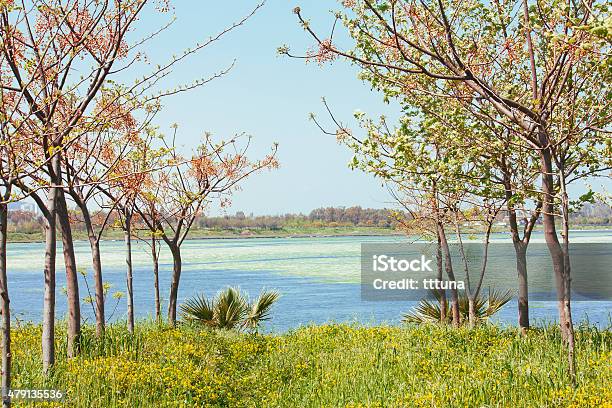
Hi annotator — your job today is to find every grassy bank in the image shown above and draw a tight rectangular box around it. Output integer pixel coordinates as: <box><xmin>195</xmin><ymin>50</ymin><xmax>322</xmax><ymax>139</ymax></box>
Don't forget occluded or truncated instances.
<box><xmin>7</xmin><ymin>226</ymin><xmax>401</xmax><ymax>243</ymax></box>
<box><xmin>10</xmin><ymin>322</ymin><xmax>611</xmax><ymax>407</ymax></box>
<box><xmin>8</xmin><ymin>225</ymin><xmax>610</xmax><ymax>243</ymax></box>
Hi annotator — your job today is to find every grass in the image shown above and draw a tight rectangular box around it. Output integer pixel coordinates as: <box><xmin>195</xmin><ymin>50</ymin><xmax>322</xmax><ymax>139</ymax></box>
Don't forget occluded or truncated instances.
<box><xmin>8</xmin><ymin>322</ymin><xmax>611</xmax><ymax>407</ymax></box>
<box><xmin>7</xmin><ymin>226</ymin><xmax>401</xmax><ymax>243</ymax></box>
<box><xmin>9</xmin><ymin>224</ymin><xmax>611</xmax><ymax>243</ymax></box>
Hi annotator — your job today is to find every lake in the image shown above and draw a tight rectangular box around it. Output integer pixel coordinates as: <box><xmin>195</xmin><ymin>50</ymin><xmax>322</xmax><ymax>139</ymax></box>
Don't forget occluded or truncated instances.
<box><xmin>7</xmin><ymin>230</ymin><xmax>612</xmax><ymax>331</ymax></box>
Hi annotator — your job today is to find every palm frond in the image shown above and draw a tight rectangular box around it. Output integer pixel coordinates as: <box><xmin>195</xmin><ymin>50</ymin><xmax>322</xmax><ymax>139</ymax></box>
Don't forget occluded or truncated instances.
<box><xmin>244</xmin><ymin>290</ymin><xmax>280</xmax><ymax>330</ymax></box>
<box><xmin>180</xmin><ymin>293</ymin><xmax>214</xmax><ymax>326</ymax></box>
<box><xmin>214</xmin><ymin>287</ymin><xmax>248</xmax><ymax>330</ymax></box>
<box><xmin>402</xmin><ymin>293</ymin><xmax>446</xmax><ymax>324</ymax></box>
<box><xmin>403</xmin><ymin>287</ymin><xmax>513</xmax><ymax>325</ymax></box>
<box><xmin>181</xmin><ymin>287</ymin><xmax>280</xmax><ymax>331</ymax></box>
<box><xmin>484</xmin><ymin>288</ymin><xmax>513</xmax><ymax>318</ymax></box>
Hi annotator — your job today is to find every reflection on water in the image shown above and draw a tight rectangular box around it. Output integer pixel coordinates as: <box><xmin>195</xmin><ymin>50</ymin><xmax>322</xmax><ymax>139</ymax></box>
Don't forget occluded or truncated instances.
<box><xmin>8</xmin><ymin>230</ymin><xmax>612</xmax><ymax>331</ymax></box>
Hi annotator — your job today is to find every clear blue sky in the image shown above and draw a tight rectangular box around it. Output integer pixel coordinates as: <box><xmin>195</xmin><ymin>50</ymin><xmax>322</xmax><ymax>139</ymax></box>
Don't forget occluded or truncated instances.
<box><xmin>135</xmin><ymin>1</ymin><xmax>607</xmax><ymax>216</ymax></box>
<box><xmin>134</xmin><ymin>0</ymin><xmax>397</xmax><ymax>216</ymax></box>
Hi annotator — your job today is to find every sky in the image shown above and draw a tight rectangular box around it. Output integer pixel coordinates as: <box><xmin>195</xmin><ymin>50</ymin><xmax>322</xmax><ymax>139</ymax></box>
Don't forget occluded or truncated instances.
<box><xmin>132</xmin><ymin>0</ymin><xmax>400</xmax><ymax>216</ymax></box>
<box><xmin>128</xmin><ymin>0</ymin><xmax>607</xmax><ymax>216</ymax></box>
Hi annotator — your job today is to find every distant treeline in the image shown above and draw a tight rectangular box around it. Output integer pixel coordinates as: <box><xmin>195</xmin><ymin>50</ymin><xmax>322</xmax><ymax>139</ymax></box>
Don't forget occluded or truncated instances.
<box><xmin>7</xmin><ymin>206</ymin><xmax>399</xmax><ymax>234</ymax></box>
<box><xmin>198</xmin><ymin>206</ymin><xmax>397</xmax><ymax>230</ymax></box>
<box><xmin>7</xmin><ymin>202</ymin><xmax>612</xmax><ymax>235</ymax></box>
<box><xmin>569</xmin><ymin>201</ymin><xmax>612</xmax><ymax>225</ymax></box>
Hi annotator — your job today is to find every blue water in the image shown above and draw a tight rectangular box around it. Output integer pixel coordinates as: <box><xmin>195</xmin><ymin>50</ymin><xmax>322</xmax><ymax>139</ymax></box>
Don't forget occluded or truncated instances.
<box><xmin>7</xmin><ymin>231</ymin><xmax>612</xmax><ymax>331</ymax></box>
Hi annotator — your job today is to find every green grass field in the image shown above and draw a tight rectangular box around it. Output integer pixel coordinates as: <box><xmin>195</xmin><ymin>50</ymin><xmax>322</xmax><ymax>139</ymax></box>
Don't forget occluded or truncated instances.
<box><xmin>9</xmin><ymin>322</ymin><xmax>611</xmax><ymax>407</ymax></box>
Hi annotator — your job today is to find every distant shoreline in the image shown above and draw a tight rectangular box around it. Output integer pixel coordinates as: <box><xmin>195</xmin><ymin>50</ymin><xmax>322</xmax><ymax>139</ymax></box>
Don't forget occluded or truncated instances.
<box><xmin>7</xmin><ymin>225</ymin><xmax>611</xmax><ymax>244</ymax></box>
<box><xmin>6</xmin><ymin>227</ymin><xmax>404</xmax><ymax>244</ymax></box>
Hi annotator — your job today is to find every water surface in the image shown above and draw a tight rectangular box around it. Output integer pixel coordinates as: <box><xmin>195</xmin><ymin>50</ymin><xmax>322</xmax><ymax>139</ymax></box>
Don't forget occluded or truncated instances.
<box><xmin>8</xmin><ymin>230</ymin><xmax>612</xmax><ymax>331</ymax></box>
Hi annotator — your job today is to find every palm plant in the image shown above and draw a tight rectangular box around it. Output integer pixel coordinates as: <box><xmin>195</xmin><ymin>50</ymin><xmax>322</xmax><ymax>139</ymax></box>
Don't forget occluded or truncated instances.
<box><xmin>180</xmin><ymin>287</ymin><xmax>280</xmax><ymax>332</ymax></box>
<box><xmin>402</xmin><ymin>288</ymin><xmax>512</xmax><ymax>325</ymax></box>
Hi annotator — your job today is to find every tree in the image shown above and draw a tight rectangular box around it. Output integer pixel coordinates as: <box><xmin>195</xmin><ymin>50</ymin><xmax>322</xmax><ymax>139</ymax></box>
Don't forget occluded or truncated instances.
<box><xmin>108</xmin><ymin>130</ymin><xmax>168</xmax><ymax>333</ymax></box>
<box><xmin>287</xmin><ymin>0</ymin><xmax>611</xmax><ymax>380</ymax></box>
<box><xmin>1</xmin><ymin>0</ymin><xmax>264</xmax><ymax>372</ymax></box>
<box><xmin>419</xmin><ymin>103</ymin><xmax>542</xmax><ymax>332</ymax></box>
<box><xmin>489</xmin><ymin>128</ymin><xmax>541</xmax><ymax>333</ymax></box>
<box><xmin>59</xmin><ymin>89</ymin><xmax>158</xmax><ymax>337</ymax></box>
<box><xmin>321</xmin><ymin>102</ymin><xmax>479</xmax><ymax>326</ymax></box>
<box><xmin>135</xmin><ymin>181</ymin><xmax>164</xmax><ymax>321</ymax></box>
<box><xmin>1</xmin><ymin>0</ymin><xmax>156</xmax><ymax>360</ymax></box>
<box><xmin>0</xmin><ymin>74</ymin><xmax>37</xmax><ymax>407</ymax></box>
<box><xmin>137</xmin><ymin>132</ymin><xmax>278</xmax><ymax>325</ymax></box>
<box><xmin>1</xmin><ymin>0</ymin><xmax>150</xmax><ymax>366</ymax></box>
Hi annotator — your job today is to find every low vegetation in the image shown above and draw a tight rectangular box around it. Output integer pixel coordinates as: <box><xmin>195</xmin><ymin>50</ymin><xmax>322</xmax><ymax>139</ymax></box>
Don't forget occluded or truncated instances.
<box><xmin>402</xmin><ymin>289</ymin><xmax>513</xmax><ymax>324</ymax></box>
<box><xmin>10</xmin><ymin>322</ymin><xmax>611</xmax><ymax>407</ymax></box>
<box><xmin>180</xmin><ymin>287</ymin><xmax>280</xmax><ymax>332</ymax></box>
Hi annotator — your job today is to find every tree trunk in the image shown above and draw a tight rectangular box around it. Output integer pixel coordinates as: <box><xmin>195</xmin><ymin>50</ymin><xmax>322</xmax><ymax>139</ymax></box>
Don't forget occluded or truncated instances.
<box><xmin>559</xmin><ymin>172</ymin><xmax>576</xmax><ymax>384</ymax></box>
<box><xmin>90</xmin><ymin>240</ymin><xmax>104</xmax><ymax>336</ymax></box>
<box><xmin>438</xmin><ymin>223</ymin><xmax>460</xmax><ymax>326</ymax></box>
<box><xmin>467</xmin><ymin>297</ymin><xmax>477</xmax><ymax>328</ymax></box>
<box><xmin>167</xmin><ymin>243</ymin><xmax>182</xmax><ymax>326</ymax></box>
<box><xmin>561</xmin><ymin>225</ymin><xmax>576</xmax><ymax>384</ymax></box>
<box><xmin>539</xmin><ymin>146</ymin><xmax>575</xmax><ymax>380</ymax></box>
<box><xmin>514</xmin><ymin>242</ymin><xmax>530</xmax><ymax>334</ymax></box>
<box><xmin>436</xmin><ymin>234</ymin><xmax>447</xmax><ymax>322</ymax></box>
<box><xmin>79</xmin><ymin>203</ymin><xmax>104</xmax><ymax>337</ymax></box>
<box><xmin>56</xmin><ymin>189</ymin><xmax>80</xmax><ymax>358</ymax></box>
<box><xmin>152</xmin><ymin>236</ymin><xmax>160</xmax><ymax>322</ymax></box>
<box><xmin>503</xmin><ymin>171</ymin><xmax>532</xmax><ymax>334</ymax></box>
<box><xmin>124</xmin><ymin>211</ymin><xmax>134</xmax><ymax>334</ymax></box>
<box><xmin>0</xmin><ymin>202</ymin><xmax>11</xmax><ymax>408</ymax></box>
<box><xmin>561</xmin><ymin>238</ymin><xmax>576</xmax><ymax>384</ymax></box>
<box><xmin>42</xmin><ymin>186</ymin><xmax>57</xmax><ymax>374</ymax></box>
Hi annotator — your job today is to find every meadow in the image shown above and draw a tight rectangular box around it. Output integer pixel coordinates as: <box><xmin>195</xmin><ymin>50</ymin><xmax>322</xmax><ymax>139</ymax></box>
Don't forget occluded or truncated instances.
<box><xmin>9</xmin><ymin>322</ymin><xmax>611</xmax><ymax>407</ymax></box>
